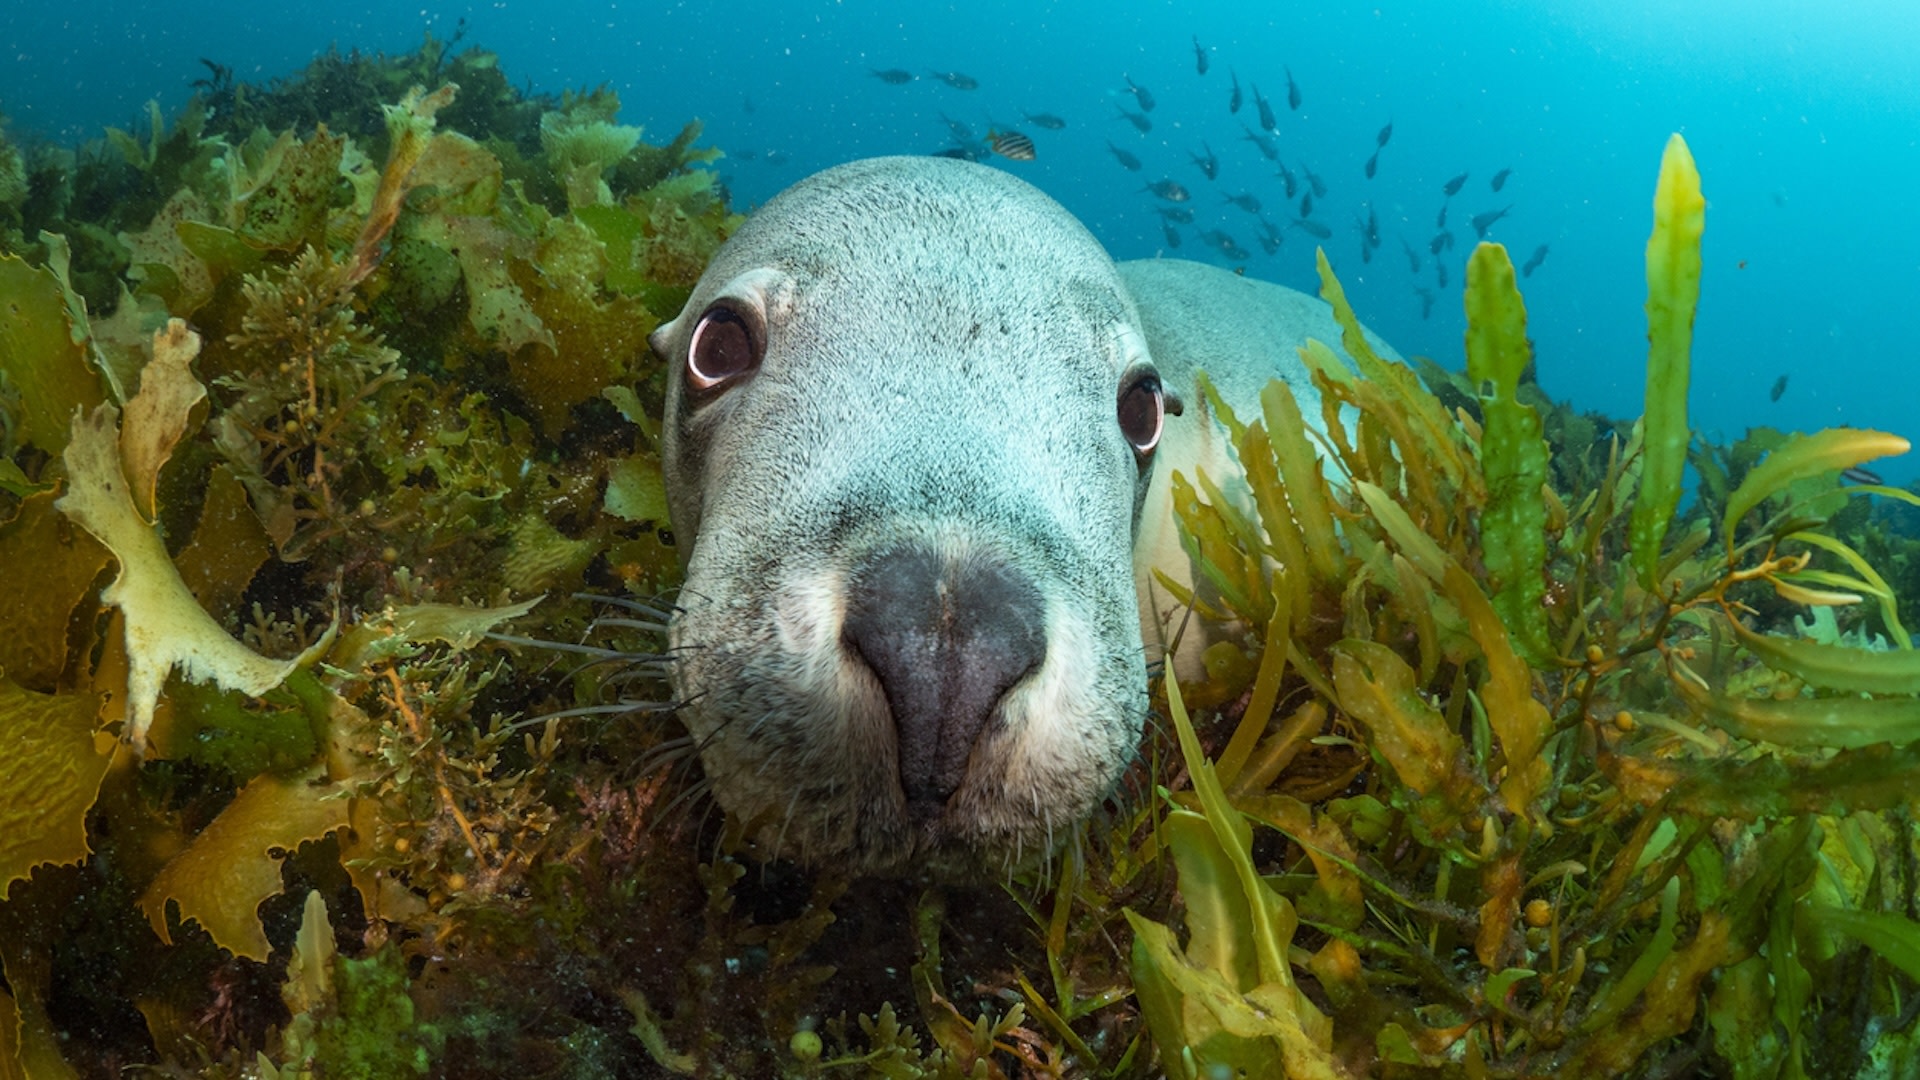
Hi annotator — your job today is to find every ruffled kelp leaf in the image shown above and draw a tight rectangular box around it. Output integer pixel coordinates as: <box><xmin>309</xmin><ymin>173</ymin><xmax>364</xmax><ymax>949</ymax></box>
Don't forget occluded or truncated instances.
<box><xmin>509</xmin><ymin>216</ymin><xmax>660</xmax><ymax>437</ymax></box>
<box><xmin>1628</xmin><ymin>134</ymin><xmax>1704</xmax><ymax>592</ymax></box>
<box><xmin>0</xmin><ymin>254</ymin><xmax>103</xmax><ymax>456</ymax></box>
<box><xmin>1463</xmin><ymin>242</ymin><xmax>1551</xmax><ymax>664</ymax></box>
<box><xmin>1721</xmin><ymin>427</ymin><xmax>1910</xmax><ymax>544</ymax></box>
<box><xmin>1330</xmin><ymin>640</ymin><xmax>1476</xmax><ymax>838</ymax></box>
<box><xmin>56</xmin><ymin>383</ymin><xmax>332</xmax><ymax>751</ymax></box>
<box><xmin>117</xmin><ymin>319</ymin><xmax>206</xmax><ymax>521</ymax></box>
<box><xmin>1673</xmin><ymin>659</ymin><xmax>1920</xmax><ymax>748</ymax></box>
<box><xmin>139</xmin><ymin>765</ymin><xmax>351</xmax><ymax>962</ymax></box>
<box><xmin>0</xmin><ymin>492</ymin><xmax>111</xmax><ymax>689</ymax></box>
<box><xmin>229</xmin><ymin>128</ymin><xmax>345</xmax><ymax>251</ymax></box>
<box><xmin>172</xmin><ymin>466</ymin><xmax>272</xmax><ymax>616</ymax></box>
<box><xmin>1727</xmin><ymin>615</ymin><xmax>1920</xmax><ymax>696</ymax></box>
<box><xmin>121</xmin><ymin>188</ymin><xmax>218</xmax><ymax>314</ymax></box>
<box><xmin>0</xmin><ymin>679</ymin><xmax>111</xmax><ymax>897</ymax></box>
<box><xmin>348</xmin><ymin>83</ymin><xmax>458</xmax><ymax>285</ymax></box>
<box><xmin>1242</xmin><ymin>795</ymin><xmax>1365</xmax><ymax>930</ymax></box>
<box><xmin>414</xmin><ymin>213</ymin><xmax>554</xmax><ymax>355</ymax></box>
<box><xmin>1802</xmin><ymin>905</ymin><xmax>1920</xmax><ymax>983</ymax></box>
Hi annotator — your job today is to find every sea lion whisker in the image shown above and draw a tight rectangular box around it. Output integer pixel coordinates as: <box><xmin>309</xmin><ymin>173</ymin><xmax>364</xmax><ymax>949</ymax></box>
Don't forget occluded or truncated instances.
<box><xmin>572</xmin><ymin>591</ymin><xmax>683</xmax><ymax>620</ymax></box>
<box><xmin>486</xmin><ymin>632</ymin><xmax>667</xmax><ymax>664</ymax></box>
<box><xmin>585</xmin><ymin>615</ymin><xmax>673</xmax><ymax>634</ymax></box>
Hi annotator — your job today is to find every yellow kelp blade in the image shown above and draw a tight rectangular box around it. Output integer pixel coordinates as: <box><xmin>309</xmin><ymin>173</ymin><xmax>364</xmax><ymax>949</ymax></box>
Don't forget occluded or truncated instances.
<box><xmin>1721</xmin><ymin>427</ymin><xmax>1909</xmax><ymax>544</ymax></box>
<box><xmin>1628</xmin><ymin>133</ymin><xmax>1704</xmax><ymax>592</ymax></box>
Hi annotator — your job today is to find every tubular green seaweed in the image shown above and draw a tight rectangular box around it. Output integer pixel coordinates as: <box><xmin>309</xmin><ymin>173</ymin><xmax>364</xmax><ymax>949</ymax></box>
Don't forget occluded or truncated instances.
<box><xmin>1464</xmin><ymin>241</ymin><xmax>1551</xmax><ymax>664</ymax></box>
<box><xmin>1628</xmin><ymin>133</ymin><xmax>1705</xmax><ymax>592</ymax></box>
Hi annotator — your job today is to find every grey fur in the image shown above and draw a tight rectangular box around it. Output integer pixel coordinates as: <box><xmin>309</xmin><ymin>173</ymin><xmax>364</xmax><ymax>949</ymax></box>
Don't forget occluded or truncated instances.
<box><xmin>652</xmin><ymin>156</ymin><xmax>1400</xmax><ymax>875</ymax></box>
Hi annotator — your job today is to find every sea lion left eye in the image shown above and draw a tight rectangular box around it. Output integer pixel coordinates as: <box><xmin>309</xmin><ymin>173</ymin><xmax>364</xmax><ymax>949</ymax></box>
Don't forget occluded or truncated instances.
<box><xmin>687</xmin><ymin>304</ymin><xmax>761</xmax><ymax>390</ymax></box>
<box><xmin>1117</xmin><ymin>374</ymin><xmax>1164</xmax><ymax>455</ymax></box>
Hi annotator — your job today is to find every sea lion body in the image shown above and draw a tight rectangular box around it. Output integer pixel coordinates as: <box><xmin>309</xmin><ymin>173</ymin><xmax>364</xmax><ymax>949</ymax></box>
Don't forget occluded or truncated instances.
<box><xmin>651</xmin><ymin>156</ymin><xmax>1399</xmax><ymax>874</ymax></box>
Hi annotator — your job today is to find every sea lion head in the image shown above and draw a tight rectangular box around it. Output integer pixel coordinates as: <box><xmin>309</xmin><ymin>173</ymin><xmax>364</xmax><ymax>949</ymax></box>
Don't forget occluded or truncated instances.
<box><xmin>650</xmin><ymin>156</ymin><xmax>1169</xmax><ymax>875</ymax></box>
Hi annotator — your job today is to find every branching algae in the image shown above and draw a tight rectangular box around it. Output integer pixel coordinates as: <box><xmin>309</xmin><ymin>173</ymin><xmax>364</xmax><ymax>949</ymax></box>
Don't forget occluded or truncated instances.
<box><xmin>2</xmin><ymin>38</ymin><xmax>1920</xmax><ymax>1079</ymax></box>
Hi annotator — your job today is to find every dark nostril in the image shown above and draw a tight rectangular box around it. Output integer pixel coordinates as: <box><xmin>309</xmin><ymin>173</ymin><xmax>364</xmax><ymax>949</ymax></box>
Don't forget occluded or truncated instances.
<box><xmin>842</xmin><ymin>545</ymin><xmax>1047</xmax><ymax>811</ymax></box>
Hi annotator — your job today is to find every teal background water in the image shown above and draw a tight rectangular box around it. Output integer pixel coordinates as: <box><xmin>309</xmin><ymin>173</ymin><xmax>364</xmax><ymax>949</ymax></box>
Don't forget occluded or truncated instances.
<box><xmin>5</xmin><ymin>0</ymin><xmax>1917</xmax><ymax>482</ymax></box>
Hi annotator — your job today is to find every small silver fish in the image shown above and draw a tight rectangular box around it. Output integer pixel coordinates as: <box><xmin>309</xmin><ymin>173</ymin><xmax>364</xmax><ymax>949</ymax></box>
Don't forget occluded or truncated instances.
<box><xmin>1292</xmin><ymin>218</ymin><xmax>1332</xmax><ymax>240</ymax></box>
<box><xmin>1125</xmin><ymin>76</ymin><xmax>1156</xmax><ymax>112</ymax></box>
<box><xmin>1193</xmin><ymin>36</ymin><xmax>1210</xmax><ymax>76</ymax></box>
<box><xmin>1843</xmin><ymin>465</ymin><xmax>1883</xmax><ymax>485</ymax></box>
<box><xmin>1022</xmin><ymin>111</ymin><xmax>1067</xmax><ymax>130</ymax></box>
<box><xmin>1377</xmin><ymin>120</ymin><xmax>1393</xmax><ymax>148</ymax></box>
<box><xmin>1224</xmin><ymin>191</ymin><xmax>1262</xmax><ymax>214</ymax></box>
<box><xmin>1253</xmin><ymin>85</ymin><xmax>1277</xmax><ymax>132</ymax></box>
<box><xmin>1163</xmin><ymin>222</ymin><xmax>1184</xmax><ymax>248</ymax></box>
<box><xmin>929</xmin><ymin>70</ymin><xmax>979</xmax><ymax>90</ymax></box>
<box><xmin>1144</xmin><ymin>178</ymin><xmax>1191</xmax><ymax>202</ymax></box>
<box><xmin>1436</xmin><ymin>260</ymin><xmax>1450</xmax><ymax>288</ymax></box>
<box><xmin>1365</xmin><ymin>150</ymin><xmax>1379</xmax><ymax>179</ymax></box>
<box><xmin>1228</xmin><ymin>69</ymin><xmax>1243</xmax><ymax>114</ymax></box>
<box><xmin>1276</xmin><ymin>160</ymin><xmax>1298</xmax><ymax>198</ymax></box>
<box><xmin>1770</xmin><ymin>374</ymin><xmax>1788</xmax><ymax>402</ymax></box>
<box><xmin>1305</xmin><ymin>166</ymin><xmax>1327</xmax><ymax>198</ymax></box>
<box><xmin>1285</xmin><ymin>66</ymin><xmax>1302</xmax><ymax>110</ymax></box>
<box><xmin>1241</xmin><ymin>125</ymin><xmax>1279</xmax><ymax>161</ymax></box>
<box><xmin>1471</xmin><ymin>205</ymin><xmax>1513</xmax><ymax>239</ymax></box>
<box><xmin>1190</xmin><ymin>142</ymin><xmax>1220</xmax><ymax>180</ymax></box>
<box><xmin>1300</xmin><ymin>191</ymin><xmax>1314</xmax><ymax>217</ymax></box>
<box><xmin>871</xmin><ymin>69</ymin><xmax>915</xmax><ymax>85</ymax></box>
<box><xmin>1107</xmin><ymin>142</ymin><xmax>1142</xmax><ymax>171</ymax></box>
<box><xmin>1491</xmin><ymin>167</ymin><xmax>1512</xmax><ymax>192</ymax></box>
<box><xmin>1436</xmin><ymin>202</ymin><xmax>1449</xmax><ymax>228</ymax></box>
<box><xmin>1400</xmin><ymin>236</ymin><xmax>1422</xmax><ymax>273</ymax></box>
<box><xmin>1415</xmin><ymin>286</ymin><xmax>1435</xmax><ymax>319</ymax></box>
<box><xmin>1430</xmin><ymin>230</ymin><xmax>1455</xmax><ymax>255</ymax></box>
<box><xmin>1444</xmin><ymin>172</ymin><xmax>1468</xmax><ymax>197</ymax></box>
<box><xmin>1521</xmin><ymin>243</ymin><xmax>1549</xmax><ymax>277</ymax></box>
<box><xmin>1159</xmin><ymin>206</ymin><xmax>1195</xmax><ymax>224</ymax></box>
<box><xmin>1115</xmin><ymin>105</ymin><xmax>1152</xmax><ymax>133</ymax></box>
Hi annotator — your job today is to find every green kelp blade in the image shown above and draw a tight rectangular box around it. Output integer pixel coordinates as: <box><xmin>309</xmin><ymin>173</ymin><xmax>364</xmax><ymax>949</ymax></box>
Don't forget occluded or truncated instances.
<box><xmin>1728</xmin><ymin>615</ymin><xmax>1920</xmax><ymax>696</ymax></box>
<box><xmin>1628</xmin><ymin>134</ymin><xmax>1705</xmax><ymax>592</ymax></box>
<box><xmin>1803</xmin><ymin>905</ymin><xmax>1920</xmax><ymax>983</ymax></box>
<box><xmin>1463</xmin><ymin>241</ymin><xmax>1551</xmax><ymax>664</ymax></box>
<box><xmin>1353</xmin><ymin>480</ymin><xmax>1449</xmax><ymax>582</ymax></box>
<box><xmin>1673</xmin><ymin>658</ymin><xmax>1920</xmax><ymax>748</ymax></box>
<box><xmin>1791</xmin><ymin>531</ymin><xmax>1911</xmax><ymax>648</ymax></box>
<box><xmin>1259</xmin><ymin>380</ymin><xmax>1343</xmax><ymax>583</ymax></box>
<box><xmin>1720</xmin><ymin>427</ymin><xmax>1910</xmax><ymax>544</ymax></box>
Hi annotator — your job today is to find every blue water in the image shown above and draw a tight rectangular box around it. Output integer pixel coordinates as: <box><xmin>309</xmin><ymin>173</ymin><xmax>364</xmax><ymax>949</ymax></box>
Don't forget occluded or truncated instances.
<box><xmin>6</xmin><ymin>1</ymin><xmax>1918</xmax><ymax>482</ymax></box>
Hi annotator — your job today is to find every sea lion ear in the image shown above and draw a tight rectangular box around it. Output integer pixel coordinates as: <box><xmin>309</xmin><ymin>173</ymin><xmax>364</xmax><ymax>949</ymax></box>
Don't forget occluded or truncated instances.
<box><xmin>648</xmin><ymin>319</ymin><xmax>677</xmax><ymax>363</ymax></box>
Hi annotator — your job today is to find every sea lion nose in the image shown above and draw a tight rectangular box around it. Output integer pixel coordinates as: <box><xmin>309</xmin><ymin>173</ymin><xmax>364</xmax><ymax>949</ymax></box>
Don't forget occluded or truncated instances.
<box><xmin>843</xmin><ymin>546</ymin><xmax>1047</xmax><ymax>811</ymax></box>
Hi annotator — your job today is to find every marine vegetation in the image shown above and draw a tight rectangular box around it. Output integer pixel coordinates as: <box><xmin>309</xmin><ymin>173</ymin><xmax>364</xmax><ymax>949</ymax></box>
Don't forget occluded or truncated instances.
<box><xmin>3</xmin><ymin>36</ymin><xmax>1920</xmax><ymax>1079</ymax></box>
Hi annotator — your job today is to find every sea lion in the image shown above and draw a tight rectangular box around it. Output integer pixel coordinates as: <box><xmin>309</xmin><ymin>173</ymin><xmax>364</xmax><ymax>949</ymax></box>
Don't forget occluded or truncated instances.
<box><xmin>650</xmin><ymin>156</ymin><xmax>1400</xmax><ymax>875</ymax></box>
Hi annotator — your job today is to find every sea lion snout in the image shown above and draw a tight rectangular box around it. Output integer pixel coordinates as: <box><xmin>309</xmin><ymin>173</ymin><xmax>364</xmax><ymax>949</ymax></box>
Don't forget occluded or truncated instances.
<box><xmin>842</xmin><ymin>545</ymin><xmax>1047</xmax><ymax>817</ymax></box>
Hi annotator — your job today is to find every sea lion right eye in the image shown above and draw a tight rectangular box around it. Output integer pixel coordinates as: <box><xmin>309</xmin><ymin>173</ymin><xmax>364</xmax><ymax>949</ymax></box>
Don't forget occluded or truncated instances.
<box><xmin>1117</xmin><ymin>372</ymin><xmax>1165</xmax><ymax>457</ymax></box>
<box><xmin>687</xmin><ymin>304</ymin><xmax>762</xmax><ymax>391</ymax></box>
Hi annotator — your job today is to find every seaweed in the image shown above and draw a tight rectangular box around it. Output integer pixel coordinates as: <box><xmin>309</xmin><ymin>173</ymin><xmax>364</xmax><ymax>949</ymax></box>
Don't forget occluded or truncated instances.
<box><xmin>5</xmin><ymin>38</ymin><xmax>1920</xmax><ymax>1079</ymax></box>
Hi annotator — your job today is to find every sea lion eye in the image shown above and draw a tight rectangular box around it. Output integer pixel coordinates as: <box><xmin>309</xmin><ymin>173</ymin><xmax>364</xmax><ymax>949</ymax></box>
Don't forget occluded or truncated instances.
<box><xmin>686</xmin><ymin>303</ymin><xmax>761</xmax><ymax>391</ymax></box>
<box><xmin>1117</xmin><ymin>373</ymin><xmax>1165</xmax><ymax>456</ymax></box>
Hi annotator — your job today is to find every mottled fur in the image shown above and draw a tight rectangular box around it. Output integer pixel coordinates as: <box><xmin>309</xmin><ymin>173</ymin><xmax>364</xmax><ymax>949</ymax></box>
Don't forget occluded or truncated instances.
<box><xmin>652</xmin><ymin>156</ymin><xmax>1399</xmax><ymax>874</ymax></box>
